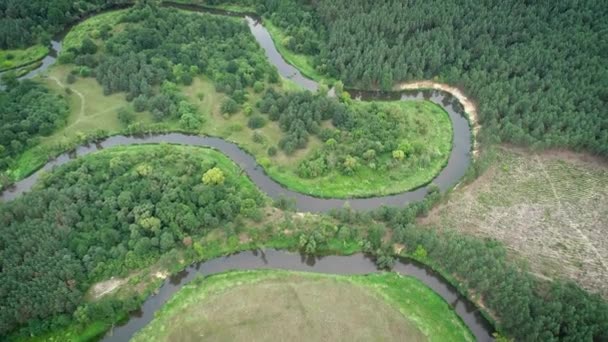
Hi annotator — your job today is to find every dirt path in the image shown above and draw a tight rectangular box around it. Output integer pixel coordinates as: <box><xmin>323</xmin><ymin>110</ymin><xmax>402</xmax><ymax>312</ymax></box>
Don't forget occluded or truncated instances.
<box><xmin>395</xmin><ymin>81</ymin><xmax>481</xmax><ymax>157</ymax></box>
<box><xmin>48</xmin><ymin>75</ymin><xmax>86</xmax><ymax>117</ymax></box>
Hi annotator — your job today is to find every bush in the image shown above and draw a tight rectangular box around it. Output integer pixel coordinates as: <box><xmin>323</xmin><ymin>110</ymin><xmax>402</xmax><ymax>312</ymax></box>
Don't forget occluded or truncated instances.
<box><xmin>220</xmin><ymin>98</ymin><xmax>239</xmax><ymax>115</ymax></box>
<box><xmin>253</xmin><ymin>81</ymin><xmax>264</xmax><ymax>93</ymax></box>
<box><xmin>133</xmin><ymin>95</ymin><xmax>148</xmax><ymax>112</ymax></box>
<box><xmin>267</xmin><ymin>146</ymin><xmax>278</xmax><ymax>156</ymax></box>
<box><xmin>247</xmin><ymin>115</ymin><xmax>266</xmax><ymax>129</ymax></box>
<box><xmin>66</xmin><ymin>73</ymin><xmax>76</xmax><ymax>84</ymax></box>
<box><xmin>252</xmin><ymin>131</ymin><xmax>265</xmax><ymax>143</ymax></box>
<box><xmin>117</xmin><ymin>108</ymin><xmax>135</xmax><ymax>126</ymax></box>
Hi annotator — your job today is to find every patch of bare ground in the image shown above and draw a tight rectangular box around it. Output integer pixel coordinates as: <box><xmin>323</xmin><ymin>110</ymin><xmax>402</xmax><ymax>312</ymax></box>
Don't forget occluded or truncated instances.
<box><xmin>420</xmin><ymin>146</ymin><xmax>608</xmax><ymax>297</ymax></box>
<box><xmin>89</xmin><ymin>277</ymin><xmax>127</xmax><ymax>300</ymax></box>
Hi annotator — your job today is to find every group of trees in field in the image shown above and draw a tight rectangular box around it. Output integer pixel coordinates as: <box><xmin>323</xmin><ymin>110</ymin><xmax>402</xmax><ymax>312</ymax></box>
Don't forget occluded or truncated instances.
<box><xmin>258</xmin><ymin>89</ymin><xmax>441</xmax><ymax>177</ymax></box>
<box><xmin>64</xmin><ymin>3</ymin><xmax>277</xmax><ymax>124</ymax></box>
<box><xmin>260</xmin><ymin>0</ymin><xmax>608</xmax><ymax>156</ymax></box>
<box><xmin>0</xmin><ymin>79</ymin><xmax>69</xmax><ymax>170</ymax></box>
<box><xmin>0</xmin><ymin>0</ymin><xmax>130</xmax><ymax>48</ymax></box>
<box><xmin>0</xmin><ymin>146</ymin><xmax>264</xmax><ymax>336</ymax></box>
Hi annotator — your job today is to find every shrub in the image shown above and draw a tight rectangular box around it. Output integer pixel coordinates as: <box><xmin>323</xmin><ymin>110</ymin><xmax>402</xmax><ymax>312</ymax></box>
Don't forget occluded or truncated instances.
<box><xmin>247</xmin><ymin>115</ymin><xmax>266</xmax><ymax>129</ymax></box>
<box><xmin>267</xmin><ymin>146</ymin><xmax>278</xmax><ymax>156</ymax></box>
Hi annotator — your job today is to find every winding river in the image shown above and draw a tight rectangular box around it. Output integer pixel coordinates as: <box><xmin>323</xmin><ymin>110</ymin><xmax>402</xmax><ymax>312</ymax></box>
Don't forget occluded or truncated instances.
<box><xmin>0</xmin><ymin>4</ymin><xmax>489</xmax><ymax>341</ymax></box>
<box><xmin>0</xmin><ymin>7</ymin><xmax>472</xmax><ymax>210</ymax></box>
<box><xmin>101</xmin><ymin>249</ymin><xmax>493</xmax><ymax>342</ymax></box>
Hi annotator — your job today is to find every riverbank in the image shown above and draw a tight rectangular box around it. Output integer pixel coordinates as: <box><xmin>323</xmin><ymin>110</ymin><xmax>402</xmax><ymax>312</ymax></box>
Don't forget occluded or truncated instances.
<box><xmin>131</xmin><ymin>270</ymin><xmax>475</xmax><ymax>342</ymax></box>
<box><xmin>0</xmin><ymin>45</ymin><xmax>49</xmax><ymax>72</ymax></box>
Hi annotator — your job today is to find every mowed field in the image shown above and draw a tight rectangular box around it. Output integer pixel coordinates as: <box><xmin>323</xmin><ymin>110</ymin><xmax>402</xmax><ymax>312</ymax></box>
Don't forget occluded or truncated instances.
<box><xmin>132</xmin><ymin>270</ymin><xmax>474</xmax><ymax>342</ymax></box>
<box><xmin>421</xmin><ymin>146</ymin><xmax>608</xmax><ymax>296</ymax></box>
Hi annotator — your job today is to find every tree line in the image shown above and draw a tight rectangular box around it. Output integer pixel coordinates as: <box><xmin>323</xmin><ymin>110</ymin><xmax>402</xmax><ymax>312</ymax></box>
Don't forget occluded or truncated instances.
<box><xmin>0</xmin><ymin>145</ymin><xmax>264</xmax><ymax>337</ymax></box>
<box><xmin>0</xmin><ymin>0</ymin><xmax>132</xmax><ymax>49</ymax></box>
<box><xmin>256</xmin><ymin>0</ymin><xmax>608</xmax><ymax>157</ymax></box>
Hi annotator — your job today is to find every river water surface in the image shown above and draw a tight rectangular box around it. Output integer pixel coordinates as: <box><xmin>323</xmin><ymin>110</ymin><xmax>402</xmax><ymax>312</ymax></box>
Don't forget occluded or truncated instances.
<box><xmin>0</xmin><ymin>4</ymin><xmax>489</xmax><ymax>341</ymax></box>
<box><xmin>100</xmin><ymin>249</ymin><xmax>493</xmax><ymax>342</ymax></box>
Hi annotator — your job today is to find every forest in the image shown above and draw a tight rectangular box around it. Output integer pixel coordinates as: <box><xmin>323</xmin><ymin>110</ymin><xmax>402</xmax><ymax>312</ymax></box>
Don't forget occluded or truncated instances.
<box><xmin>1</xmin><ymin>0</ymin><xmax>607</xmax><ymax>341</ymax></box>
<box><xmin>260</xmin><ymin>0</ymin><xmax>608</xmax><ymax>156</ymax></box>
<box><xmin>0</xmin><ymin>79</ymin><xmax>69</xmax><ymax>171</ymax></box>
<box><xmin>64</xmin><ymin>4</ymin><xmax>277</xmax><ymax>123</ymax></box>
<box><xmin>0</xmin><ymin>0</ymin><xmax>133</xmax><ymax>49</ymax></box>
<box><xmin>0</xmin><ymin>145</ymin><xmax>264</xmax><ymax>336</ymax></box>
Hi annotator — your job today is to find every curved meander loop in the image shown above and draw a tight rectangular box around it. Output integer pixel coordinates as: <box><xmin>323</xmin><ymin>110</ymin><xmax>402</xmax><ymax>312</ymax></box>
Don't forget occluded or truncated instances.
<box><xmin>100</xmin><ymin>249</ymin><xmax>493</xmax><ymax>342</ymax></box>
<box><xmin>0</xmin><ymin>88</ymin><xmax>470</xmax><ymax>211</ymax></box>
<box><xmin>0</xmin><ymin>6</ymin><xmax>472</xmax><ymax>210</ymax></box>
<box><xmin>0</xmin><ymin>4</ymin><xmax>486</xmax><ymax>340</ymax></box>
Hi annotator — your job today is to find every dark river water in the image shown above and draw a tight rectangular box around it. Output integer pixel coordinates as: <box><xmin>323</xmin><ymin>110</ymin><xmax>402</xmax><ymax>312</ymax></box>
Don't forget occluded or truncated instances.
<box><xmin>100</xmin><ymin>249</ymin><xmax>493</xmax><ymax>342</ymax></box>
<box><xmin>0</xmin><ymin>3</ymin><xmax>489</xmax><ymax>341</ymax></box>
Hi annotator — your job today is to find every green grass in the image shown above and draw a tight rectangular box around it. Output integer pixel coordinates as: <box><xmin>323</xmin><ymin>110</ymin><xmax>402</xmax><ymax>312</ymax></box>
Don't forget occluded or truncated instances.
<box><xmin>132</xmin><ymin>270</ymin><xmax>474</xmax><ymax>342</ymax></box>
<box><xmin>7</xmin><ymin>7</ymin><xmax>452</xmax><ymax>199</ymax></box>
<box><xmin>266</xmin><ymin>100</ymin><xmax>453</xmax><ymax>198</ymax></box>
<box><xmin>5</xmin><ymin>63</ymin><xmax>156</xmax><ymax>181</ymax></box>
<box><xmin>0</xmin><ymin>45</ymin><xmax>49</xmax><ymax>71</ymax></box>
<box><xmin>61</xmin><ymin>10</ymin><xmax>126</xmax><ymax>55</ymax></box>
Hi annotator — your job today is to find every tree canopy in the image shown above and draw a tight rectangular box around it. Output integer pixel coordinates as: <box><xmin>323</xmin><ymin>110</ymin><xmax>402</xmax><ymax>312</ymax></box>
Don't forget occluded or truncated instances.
<box><xmin>260</xmin><ymin>0</ymin><xmax>608</xmax><ymax>156</ymax></box>
<box><xmin>0</xmin><ymin>145</ymin><xmax>264</xmax><ymax>336</ymax></box>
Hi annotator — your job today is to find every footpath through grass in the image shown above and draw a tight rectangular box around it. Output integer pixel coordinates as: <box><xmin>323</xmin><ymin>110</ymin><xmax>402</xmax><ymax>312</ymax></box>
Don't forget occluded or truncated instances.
<box><xmin>132</xmin><ymin>270</ymin><xmax>474</xmax><ymax>342</ymax></box>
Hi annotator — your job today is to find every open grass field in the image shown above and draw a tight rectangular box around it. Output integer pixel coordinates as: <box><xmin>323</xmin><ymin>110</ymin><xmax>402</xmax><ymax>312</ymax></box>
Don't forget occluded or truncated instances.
<box><xmin>421</xmin><ymin>146</ymin><xmax>608</xmax><ymax>297</ymax></box>
<box><xmin>132</xmin><ymin>270</ymin><xmax>474</xmax><ymax>342</ymax></box>
<box><xmin>0</xmin><ymin>44</ymin><xmax>48</xmax><ymax>72</ymax></box>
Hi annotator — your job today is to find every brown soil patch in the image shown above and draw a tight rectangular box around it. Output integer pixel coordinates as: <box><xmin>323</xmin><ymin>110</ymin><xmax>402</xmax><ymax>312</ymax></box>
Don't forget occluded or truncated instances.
<box><xmin>421</xmin><ymin>146</ymin><xmax>608</xmax><ymax>297</ymax></box>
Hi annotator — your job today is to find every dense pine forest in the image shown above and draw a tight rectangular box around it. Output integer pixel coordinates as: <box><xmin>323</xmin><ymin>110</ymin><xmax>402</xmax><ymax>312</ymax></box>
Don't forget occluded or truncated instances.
<box><xmin>0</xmin><ymin>145</ymin><xmax>264</xmax><ymax>336</ymax></box>
<box><xmin>261</xmin><ymin>0</ymin><xmax>608</xmax><ymax>156</ymax></box>
<box><xmin>1</xmin><ymin>0</ymin><xmax>608</xmax><ymax>341</ymax></box>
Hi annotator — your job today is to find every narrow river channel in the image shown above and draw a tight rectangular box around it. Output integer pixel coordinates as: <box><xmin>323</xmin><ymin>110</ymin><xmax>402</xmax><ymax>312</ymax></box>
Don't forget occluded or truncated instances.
<box><xmin>0</xmin><ymin>4</ymin><xmax>490</xmax><ymax>341</ymax></box>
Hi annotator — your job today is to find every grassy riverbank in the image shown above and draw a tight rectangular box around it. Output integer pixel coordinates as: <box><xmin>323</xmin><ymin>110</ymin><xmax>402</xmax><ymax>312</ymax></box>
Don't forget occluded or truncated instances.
<box><xmin>3</xmin><ymin>4</ymin><xmax>454</xmax><ymax>199</ymax></box>
<box><xmin>0</xmin><ymin>45</ymin><xmax>48</xmax><ymax>72</ymax></box>
<box><xmin>132</xmin><ymin>270</ymin><xmax>474</xmax><ymax>342</ymax></box>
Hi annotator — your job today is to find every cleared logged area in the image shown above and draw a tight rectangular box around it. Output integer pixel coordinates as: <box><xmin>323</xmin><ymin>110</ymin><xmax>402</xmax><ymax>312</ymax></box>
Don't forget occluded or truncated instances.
<box><xmin>132</xmin><ymin>270</ymin><xmax>473</xmax><ymax>342</ymax></box>
<box><xmin>422</xmin><ymin>147</ymin><xmax>608</xmax><ymax>296</ymax></box>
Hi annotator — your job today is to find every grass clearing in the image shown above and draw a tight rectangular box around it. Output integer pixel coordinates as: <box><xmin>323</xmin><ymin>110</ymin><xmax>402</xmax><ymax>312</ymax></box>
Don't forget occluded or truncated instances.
<box><xmin>132</xmin><ymin>270</ymin><xmax>474</xmax><ymax>342</ymax></box>
<box><xmin>421</xmin><ymin>146</ymin><xmax>608</xmax><ymax>297</ymax></box>
<box><xmin>6</xmin><ymin>64</ymin><xmax>155</xmax><ymax>180</ymax></box>
<box><xmin>0</xmin><ymin>44</ymin><xmax>49</xmax><ymax>71</ymax></box>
